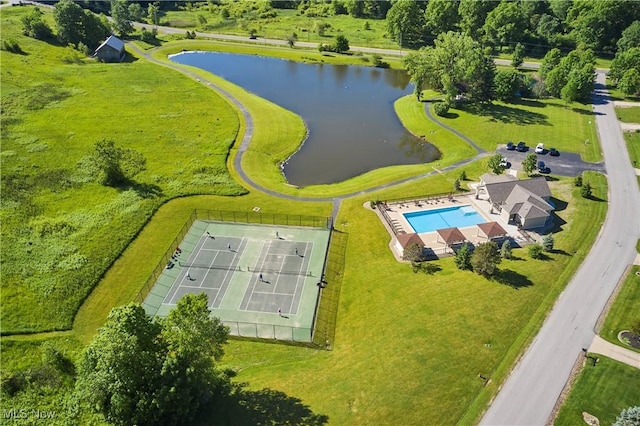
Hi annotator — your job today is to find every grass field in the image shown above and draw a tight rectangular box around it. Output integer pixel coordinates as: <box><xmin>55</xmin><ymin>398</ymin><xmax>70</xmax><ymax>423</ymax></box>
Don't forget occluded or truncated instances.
<box><xmin>616</xmin><ymin>106</ymin><xmax>640</xmax><ymax>123</ymax></box>
<box><xmin>625</xmin><ymin>132</ymin><xmax>640</xmax><ymax>170</ymax></box>
<box><xmin>0</xmin><ymin>6</ymin><xmax>624</xmax><ymax>425</ymax></box>
<box><xmin>598</xmin><ymin>266</ymin><xmax>640</xmax><ymax>353</ymax></box>
<box><xmin>0</xmin><ymin>7</ymin><xmax>243</xmax><ymax>333</ymax></box>
<box><xmin>554</xmin><ymin>356</ymin><xmax>640</xmax><ymax>425</ymax></box>
<box><xmin>436</xmin><ymin>99</ymin><xmax>602</xmax><ymax>162</ymax></box>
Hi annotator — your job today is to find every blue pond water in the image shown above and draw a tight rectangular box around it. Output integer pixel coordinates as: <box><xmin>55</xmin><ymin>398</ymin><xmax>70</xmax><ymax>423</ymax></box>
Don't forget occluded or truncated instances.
<box><xmin>169</xmin><ymin>51</ymin><xmax>440</xmax><ymax>186</ymax></box>
<box><xmin>404</xmin><ymin>206</ymin><xmax>486</xmax><ymax>233</ymax></box>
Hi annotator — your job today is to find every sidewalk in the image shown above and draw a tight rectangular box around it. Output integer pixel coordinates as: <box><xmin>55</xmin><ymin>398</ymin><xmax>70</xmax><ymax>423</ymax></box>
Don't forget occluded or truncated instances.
<box><xmin>588</xmin><ymin>335</ymin><xmax>640</xmax><ymax>368</ymax></box>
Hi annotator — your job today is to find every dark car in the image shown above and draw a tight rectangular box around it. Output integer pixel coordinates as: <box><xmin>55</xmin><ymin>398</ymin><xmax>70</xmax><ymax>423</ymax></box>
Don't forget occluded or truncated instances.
<box><xmin>549</xmin><ymin>147</ymin><xmax>560</xmax><ymax>156</ymax></box>
<box><xmin>506</xmin><ymin>141</ymin><xmax>515</xmax><ymax>150</ymax></box>
<box><xmin>249</xmin><ymin>34</ymin><xmax>258</xmax><ymax>39</ymax></box>
<box><xmin>537</xmin><ymin>160</ymin><xmax>549</xmax><ymax>173</ymax></box>
<box><xmin>517</xmin><ymin>141</ymin><xmax>527</xmax><ymax>152</ymax></box>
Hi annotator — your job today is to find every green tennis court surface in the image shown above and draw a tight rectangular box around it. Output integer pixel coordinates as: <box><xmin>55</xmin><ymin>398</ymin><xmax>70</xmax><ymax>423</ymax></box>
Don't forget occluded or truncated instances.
<box><xmin>143</xmin><ymin>220</ymin><xmax>331</xmax><ymax>342</ymax></box>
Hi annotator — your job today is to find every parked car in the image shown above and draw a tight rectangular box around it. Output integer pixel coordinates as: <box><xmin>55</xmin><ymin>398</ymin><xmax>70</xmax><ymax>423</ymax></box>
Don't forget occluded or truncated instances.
<box><xmin>535</xmin><ymin>143</ymin><xmax>545</xmax><ymax>154</ymax></box>
<box><xmin>517</xmin><ymin>141</ymin><xmax>527</xmax><ymax>152</ymax></box>
<box><xmin>506</xmin><ymin>141</ymin><xmax>515</xmax><ymax>150</ymax></box>
<box><xmin>249</xmin><ymin>34</ymin><xmax>258</xmax><ymax>39</ymax></box>
<box><xmin>549</xmin><ymin>147</ymin><xmax>559</xmax><ymax>156</ymax></box>
<box><xmin>537</xmin><ymin>160</ymin><xmax>549</xmax><ymax>173</ymax></box>
<box><xmin>500</xmin><ymin>157</ymin><xmax>509</xmax><ymax>168</ymax></box>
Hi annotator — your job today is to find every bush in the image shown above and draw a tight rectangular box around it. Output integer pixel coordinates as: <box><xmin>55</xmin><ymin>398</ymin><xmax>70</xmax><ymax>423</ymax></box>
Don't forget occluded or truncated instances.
<box><xmin>501</xmin><ymin>240</ymin><xmax>512</xmax><ymax>259</ymax></box>
<box><xmin>333</xmin><ymin>35</ymin><xmax>349</xmax><ymax>53</ymax></box>
<box><xmin>459</xmin><ymin>170</ymin><xmax>467</xmax><ymax>181</ymax></box>
<box><xmin>372</xmin><ymin>54</ymin><xmax>389</xmax><ymax>68</ymax></box>
<box><xmin>574</xmin><ymin>175</ymin><xmax>583</xmax><ymax>187</ymax></box>
<box><xmin>1</xmin><ymin>38</ymin><xmax>23</xmax><ymax>54</ymax></box>
<box><xmin>433</xmin><ymin>101</ymin><xmax>450</xmax><ymax>117</ymax></box>
<box><xmin>529</xmin><ymin>243</ymin><xmax>543</xmax><ymax>259</ymax></box>
<box><xmin>140</xmin><ymin>28</ymin><xmax>157</xmax><ymax>43</ymax></box>
<box><xmin>542</xmin><ymin>234</ymin><xmax>554</xmax><ymax>252</ymax></box>
<box><xmin>581</xmin><ymin>181</ymin><xmax>592</xmax><ymax>198</ymax></box>
<box><xmin>454</xmin><ymin>243</ymin><xmax>472</xmax><ymax>270</ymax></box>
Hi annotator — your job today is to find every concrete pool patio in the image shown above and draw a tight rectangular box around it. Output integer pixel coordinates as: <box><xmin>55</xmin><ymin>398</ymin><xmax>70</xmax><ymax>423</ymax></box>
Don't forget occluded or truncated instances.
<box><xmin>371</xmin><ymin>186</ymin><xmax>546</xmax><ymax>261</ymax></box>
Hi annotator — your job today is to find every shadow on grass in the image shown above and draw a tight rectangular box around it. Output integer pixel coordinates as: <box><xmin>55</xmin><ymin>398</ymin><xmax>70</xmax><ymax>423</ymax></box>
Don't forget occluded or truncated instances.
<box><xmin>202</xmin><ymin>383</ymin><xmax>329</xmax><ymax>426</ymax></box>
<box><xmin>118</xmin><ymin>181</ymin><xmax>164</xmax><ymax>199</ymax></box>
<box><xmin>464</xmin><ymin>103</ymin><xmax>550</xmax><ymax>126</ymax></box>
<box><xmin>493</xmin><ymin>268</ymin><xmax>534</xmax><ymax>289</ymax></box>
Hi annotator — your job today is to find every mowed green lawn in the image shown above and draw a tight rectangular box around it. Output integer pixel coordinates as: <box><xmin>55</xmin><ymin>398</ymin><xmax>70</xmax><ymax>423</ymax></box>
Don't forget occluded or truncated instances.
<box><xmin>616</xmin><ymin>106</ymin><xmax>640</xmax><ymax>123</ymax></box>
<box><xmin>555</xmin><ymin>356</ymin><xmax>640</xmax><ymax>425</ymax></box>
<box><xmin>0</xmin><ymin>7</ymin><xmax>243</xmax><ymax>333</ymax></box>
<box><xmin>436</xmin><ymin>99</ymin><xmax>602</xmax><ymax>162</ymax></box>
<box><xmin>625</xmin><ymin>132</ymin><xmax>640</xmax><ymax>170</ymax></box>
<box><xmin>599</xmin><ymin>266</ymin><xmax>640</xmax><ymax>352</ymax></box>
<box><xmin>216</xmin><ymin>172</ymin><xmax>608</xmax><ymax>425</ymax></box>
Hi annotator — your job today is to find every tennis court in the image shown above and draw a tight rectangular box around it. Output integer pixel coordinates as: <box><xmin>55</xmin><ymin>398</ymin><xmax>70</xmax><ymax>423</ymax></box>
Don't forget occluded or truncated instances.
<box><xmin>143</xmin><ymin>220</ymin><xmax>331</xmax><ymax>342</ymax></box>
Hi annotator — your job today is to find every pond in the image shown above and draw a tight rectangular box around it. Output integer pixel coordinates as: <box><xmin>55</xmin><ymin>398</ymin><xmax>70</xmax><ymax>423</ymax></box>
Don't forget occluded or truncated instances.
<box><xmin>170</xmin><ymin>52</ymin><xmax>440</xmax><ymax>186</ymax></box>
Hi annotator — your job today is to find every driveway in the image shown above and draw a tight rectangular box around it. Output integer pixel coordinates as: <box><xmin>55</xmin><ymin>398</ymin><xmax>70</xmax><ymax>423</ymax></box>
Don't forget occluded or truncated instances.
<box><xmin>496</xmin><ymin>145</ymin><xmax>606</xmax><ymax>176</ymax></box>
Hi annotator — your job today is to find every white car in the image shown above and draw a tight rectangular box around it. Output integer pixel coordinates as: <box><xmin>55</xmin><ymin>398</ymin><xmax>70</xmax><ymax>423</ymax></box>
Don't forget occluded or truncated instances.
<box><xmin>535</xmin><ymin>143</ymin><xmax>544</xmax><ymax>154</ymax></box>
<box><xmin>500</xmin><ymin>157</ymin><xmax>509</xmax><ymax>168</ymax></box>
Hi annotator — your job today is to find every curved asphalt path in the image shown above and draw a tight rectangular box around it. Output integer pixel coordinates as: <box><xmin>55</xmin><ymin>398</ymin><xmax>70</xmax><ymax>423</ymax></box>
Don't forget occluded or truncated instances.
<box><xmin>126</xmin><ymin>42</ymin><xmax>487</xmax><ymax>220</ymax></box>
<box><xmin>480</xmin><ymin>72</ymin><xmax>640</xmax><ymax>425</ymax></box>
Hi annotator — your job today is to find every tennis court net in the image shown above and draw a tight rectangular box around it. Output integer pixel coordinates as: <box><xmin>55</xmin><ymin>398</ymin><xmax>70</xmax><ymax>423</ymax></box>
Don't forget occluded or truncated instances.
<box><xmin>248</xmin><ymin>266</ymin><xmax>312</xmax><ymax>277</ymax></box>
<box><xmin>178</xmin><ymin>261</ymin><xmax>242</xmax><ymax>271</ymax></box>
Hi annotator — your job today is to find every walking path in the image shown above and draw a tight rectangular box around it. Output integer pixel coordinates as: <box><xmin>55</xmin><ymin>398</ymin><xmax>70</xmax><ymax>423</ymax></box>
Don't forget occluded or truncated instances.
<box><xmin>125</xmin><ymin>42</ymin><xmax>488</xmax><ymax>222</ymax></box>
<box><xmin>588</xmin><ymin>335</ymin><xmax>640</xmax><ymax>368</ymax></box>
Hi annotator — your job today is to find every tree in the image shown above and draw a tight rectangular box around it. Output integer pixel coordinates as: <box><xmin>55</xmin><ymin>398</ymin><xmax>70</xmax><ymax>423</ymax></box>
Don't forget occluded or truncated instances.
<box><xmin>542</xmin><ymin>234</ymin><xmax>554</xmax><ymax>252</ymax></box>
<box><xmin>21</xmin><ymin>7</ymin><xmax>53</xmax><ymax>40</ymax></box>
<box><xmin>487</xmin><ymin>153</ymin><xmax>506</xmax><ymax>174</ymax></box>
<box><xmin>286</xmin><ymin>33</ymin><xmax>297</xmax><ymax>48</ymax></box>
<box><xmin>75</xmin><ymin>304</ymin><xmax>165</xmax><ymax>425</ymax></box>
<box><xmin>529</xmin><ymin>243</ymin><xmax>543</xmax><ymax>259</ymax></box>
<box><xmin>610</xmin><ymin>47</ymin><xmax>640</xmax><ymax>83</ymax></box>
<box><xmin>128</xmin><ymin>2</ymin><xmax>144</xmax><ymax>22</ymax></box>
<box><xmin>386</xmin><ymin>0</ymin><xmax>425</xmax><ymax>47</ymax></box>
<box><xmin>81</xmin><ymin>140</ymin><xmax>146</xmax><ymax>187</ymax></box>
<box><xmin>482</xmin><ymin>1</ymin><xmax>526</xmax><ymax>47</ymax></box>
<box><xmin>156</xmin><ymin>294</ymin><xmax>229</xmax><ymax>424</ymax></box>
<box><xmin>494</xmin><ymin>69</ymin><xmax>522</xmax><ymax>101</ymax></box>
<box><xmin>424</xmin><ymin>0</ymin><xmax>460</xmax><ymax>36</ymax></box>
<box><xmin>539</xmin><ymin>48</ymin><xmax>563</xmax><ymax>80</ymax></box>
<box><xmin>111</xmin><ymin>0</ymin><xmax>133</xmax><ymax>37</ymax></box>
<box><xmin>581</xmin><ymin>181</ymin><xmax>592</xmax><ymax>198</ymax></box>
<box><xmin>333</xmin><ymin>35</ymin><xmax>349</xmax><ymax>53</ymax></box>
<box><xmin>458</xmin><ymin>0</ymin><xmax>495</xmax><ymax>39</ymax></box>
<box><xmin>618</xmin><ymin>21</ymin><xmax>640</xmax><ymax>53</ymax></box>
<box><xmin>613</xmin><ymin>406</ymin><xmax>640</xmax><ymax>426</ymax></box>
<box><xmin>618</xmin><ymin>68</ymin><xmax>640</xmax><ymax>97</ymax></box>
<box><xmin>81</xmin><ymin>10</ymin><xmax>111</xmax><ymax>50</ymax></box>
<box><xmin>454</xmin><ymin>243</ymin><xmax>472</xmax><ymax>270</ymax></box>
<box><xmin>511</xmin><ymin>43</ymin><xmax>525</xmax><ymax>68</ymax></box>
<box><xmin>147</xmin><ymin>2</ymin><xmax>159</xmax><ymax>26</ymax></box>
<box><xmin>403</xmin><ymin>32</ymin><xmax>495</xmax><ymax>104</ymax></box>
<box><xmin>523</xmin><ymin>153</ymin><xmax>538</xmax><ymax>175</ymax></box>
<box><xmin>501</xmin><ymin>240</ymin><xmax>512</xmax><ymax>259</ymax></box>
<box><xmin>54</xmin><ymin>0</ymin><xmax>86</xmax><ymax>46</ymax></box>
<box><xmin>75</xmin><ymin>295</ymin><xmax>229</xmax><ymax>425</ymax></box>
<box><xmin>471</xmin><ymin>241</ymin><xmax>501</xmax><ymax>277</ymax></box>
<box><xmin>403</xmin><ymin>242</ymin><xmax>425</xmax><ymax>263</ymax></box>
<box><xmin>574</xmin><ymin>175</ymin><xmax>583</xmax><ymax>187</ymax></box>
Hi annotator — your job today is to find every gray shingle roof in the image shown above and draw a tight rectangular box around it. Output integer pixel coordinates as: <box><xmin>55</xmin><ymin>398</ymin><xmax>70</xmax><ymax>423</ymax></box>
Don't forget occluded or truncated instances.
<box><xmin>484</xmin><ymin>176</ymin><xmax>551</xmax><ymax>205</ymax></box>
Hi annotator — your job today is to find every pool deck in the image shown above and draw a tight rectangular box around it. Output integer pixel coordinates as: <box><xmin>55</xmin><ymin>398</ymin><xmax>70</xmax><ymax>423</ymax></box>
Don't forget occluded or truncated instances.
<box><xmin>372</xmin><ymin>192</ymin><xmax>541</xmax><ymax>261</ymax></box>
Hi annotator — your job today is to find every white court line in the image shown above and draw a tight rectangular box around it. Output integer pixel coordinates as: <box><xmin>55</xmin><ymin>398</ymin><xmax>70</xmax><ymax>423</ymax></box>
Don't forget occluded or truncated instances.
<box><xmin>287</xmin><ymin>241</ymin><xmax>311</xmax><ymax>315</ymax></box>
<box><xmin>163</xmin><ymin>233</ymin><xmax>210</xmax><ymax>304</ymax></box>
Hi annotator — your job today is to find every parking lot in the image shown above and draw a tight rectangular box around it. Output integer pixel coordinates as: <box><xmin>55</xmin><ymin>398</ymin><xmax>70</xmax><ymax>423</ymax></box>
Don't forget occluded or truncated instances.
<box><xmin>496</xmin><ymin>144</ymin><xmax>606</xmax><ymax>176</ymax></box>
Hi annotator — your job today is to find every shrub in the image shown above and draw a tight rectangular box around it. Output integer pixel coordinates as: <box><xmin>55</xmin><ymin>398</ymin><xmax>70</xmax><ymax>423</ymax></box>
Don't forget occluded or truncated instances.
<box><xmin>1</xmin><ymin>38</ymin><xmax>23</xmax><ymax>54</ymax></box>
<box><xmin>453</xmin><ymin>178</ymin><xmax>461</xmax><ymax>192</ymax></box>
<box><xmin>140</xmin><ymin>28</ymin><xmax>157</xmax><ymax>43</ymax></box>
<box><xmin>501</xmin><ymin>240</ymin><xmax>512</xmax><ymax>259</ymax></box>
<box><xmin>574</xmin><ymin>175</ymin><xmax>583</xmax><ymax>187</ymax></box>
<box><xmin>333</xmin><ymin>34</ymin><xmax>349</xmax><ymax>53</ymax></box>
<box><xmin>581</xmin><ymin>182</ymin><xmax>592</xmax><ymax>198</ymax></box>
<box><xmin>542</xmin><ymin>234</ymin><xmax>554</xmax><ymax>252</ymax></box>
<box><xmin>372</xmin><ymin>54</ymin><xmax>389</xmax><ymax>68</ymax></box>
<box><xmin>631</xmin><ymin>319</ymin><xmax>640</xmax><ymax>335</ymax></box>
<box><xmin>529</xmin><ymin>243</ymin><xmax>543</xmax><ymax>259</ymax></box>
<box><xmin>454</xmin><ymin>243</ymin><xmax>472</xmax><ymax>270</ymax></box>
<box><xmin>433</xmin><ymin>101</ymin><xmax>450</xmax><ymax>117</ymax></box>
<box><xmin>459</xmin><ymin>170</ymin><xmax>467</xmax><ymax>181</ymax></box>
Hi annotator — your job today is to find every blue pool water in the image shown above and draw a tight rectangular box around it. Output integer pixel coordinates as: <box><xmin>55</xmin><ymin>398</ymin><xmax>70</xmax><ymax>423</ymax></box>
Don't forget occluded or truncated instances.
<box><xmin>404</xmin><ymin>205</ymin><xmax>486</xmax><ymax>233</ymax></box>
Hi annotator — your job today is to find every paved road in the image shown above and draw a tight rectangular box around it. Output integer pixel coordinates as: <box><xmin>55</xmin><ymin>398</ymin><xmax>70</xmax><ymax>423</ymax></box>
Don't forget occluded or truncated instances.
<box><xmin>480</xmin><ymin>72</ymin><xmax>640</xmax><ymax>425</ymax></box>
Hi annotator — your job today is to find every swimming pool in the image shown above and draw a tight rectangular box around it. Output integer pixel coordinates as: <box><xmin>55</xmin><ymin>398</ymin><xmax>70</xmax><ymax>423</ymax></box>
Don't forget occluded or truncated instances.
<box><xmin>403</xmin><ymin>205</ymin><xmax>486</xmax><ymax>233</ymax></box>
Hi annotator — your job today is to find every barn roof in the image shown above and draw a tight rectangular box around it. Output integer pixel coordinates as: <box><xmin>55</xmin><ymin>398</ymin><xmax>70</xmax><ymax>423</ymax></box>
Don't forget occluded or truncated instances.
<box><xmin>95</xmin><ymin>35</ymin><xmax>125</xmax><ymax>53</ymax></box>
